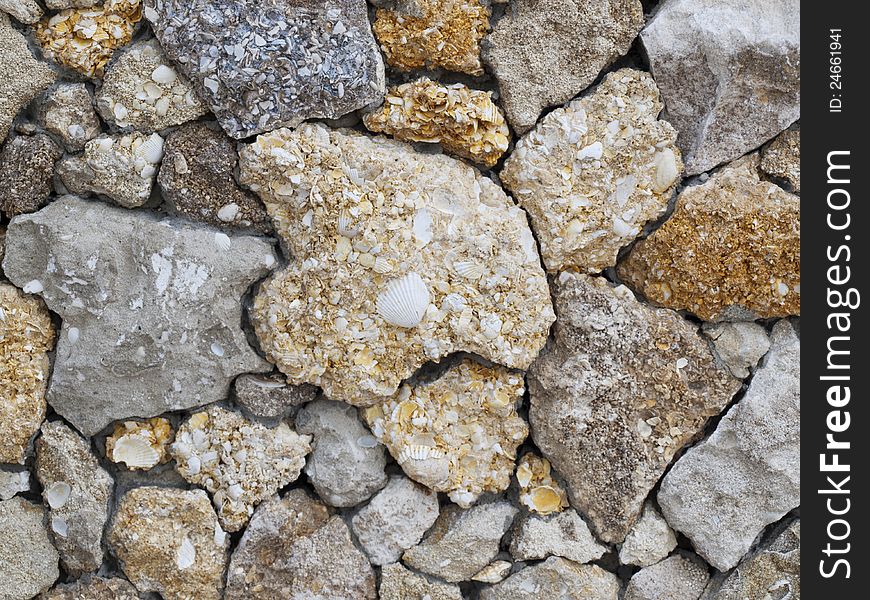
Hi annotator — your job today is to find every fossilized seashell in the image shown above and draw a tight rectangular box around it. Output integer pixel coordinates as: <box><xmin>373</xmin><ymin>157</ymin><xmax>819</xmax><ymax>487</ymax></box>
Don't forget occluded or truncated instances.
<box><xmin>453</xmin><ymin>260</ymin><xmax>485</xmax><ymax>280</ymax></box>
<box><xmin>52</xmin><ymin>516</ymin><xmax>69</xmax><ymax>538</ymax></box>
<box><xmin>111</xmin><ymin>435</ymin><xmax>161</xmax><ymax>469</ymax></box>
<box><xmin>529</xmin><ymin>485</ymin><xmax>563</xmax><ymax>515</ymax></box>
<box><xmin>653</xmin><ymin>148</ymin><xmax>680</xmax><ymax>193</ymax></box>
<box><xmin>176</xmin><ymin>537</ymin><xmax>196</xmax><ymax>569</ymax></box>
<box><xmin>214</xmin><ymin>232</ymin><xmax>231</xmax><ymax>251</ymax></box>
<box><xmin>151</xmin><ymin>64</ymin><xmax>177</xmax><ymax>85</ymax></box>
<box><xmin>45</xmin><ymin>481</ymin><xmax>72</xmax><ymax>509</ymax></box>
<box><xmin>398</xmin><ymin>444</ymin><xmax>446</xmax><ymax>462</ymax></box>
<box><xmin>134</xmin><ymin>133</ymin><xmax>164</xmax><ymax>164</ymax></box>
<box><xmin>395</xmin><ymin>400</ymin><xmax>420</xmax><ymax>426</ymax></box>
<box><xmin>337</xmin><ymin>209</ymin><xmax>360</xmax><ymax>238</ymax></box>
<box><xmin>373</xmin><ymin>257</ymin><xmax>392</xmax><ymax>274</ymax></box>
<box><xmin>515</xmin><ymin>463</ymin><xmax>533</xmax><ymax>488</ymax></box>
<box><xmin>376</xmin><ymin>272</ymin><xmax>430</xmax><ymax>328</ymax></box>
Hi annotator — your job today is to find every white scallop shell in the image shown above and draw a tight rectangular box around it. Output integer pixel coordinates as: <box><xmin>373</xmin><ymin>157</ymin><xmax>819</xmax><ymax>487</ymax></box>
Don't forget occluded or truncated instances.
<box><xmin>337</xmin><ymin>209</ymin><xmax>360</xmax><ymax>238</ymax></box>
<box><xmin>134</xmin><ymin>133</ymin><xmax>164</xmax><ymax>164</ymax></box>
<box><xmin>151</xmin><ymin>64</ymin><xmax>177</xmax><ymax>85</ymax></box>
<box><xmin>214</xmin><ymin>232</ymin><xmax>231</xmax><ymax>251</ymax></box>
<box><xmin>453</xmin><ymin>261</ymin><xmax>485</xmax><ymax>280</ymax></box>
<box><xmin>176</xmin><ymin>537</ymin><xmax>196</xmax><ymax>569</ymax></box>
<box><xmin>376</xmin><ymin>272</ymin><xmax>430</xmax><ymax>328</ymax></box>
<box><xmin>112</xmin><ymin>435</ymin><xmax>160</xmax><ymax>469</ymax></box>
<box><xmin>51</xmin><ymin>516</ymin><xmax>69</xmax><ymax>538</ymax></box>
<box><xmin>46</xmin><ymin>481</ymin><xmax>72</xmax><ymax>509</ymax></box>
<box><xmin>373</xmin><ymin>257</ymin><xmax>392</xmax><ymax>274</ymax></box>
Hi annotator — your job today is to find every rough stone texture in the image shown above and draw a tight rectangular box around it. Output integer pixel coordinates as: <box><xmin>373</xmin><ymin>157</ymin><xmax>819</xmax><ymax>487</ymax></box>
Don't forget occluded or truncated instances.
<box><xmin>96</xmin><ymin>38</ymin><xmax>208</xmax><ymax>131</ymax></box>
<box><xmin>760</xmin><ymin>125</ymin><xmax>800</xmax><ymax>193</ymax></box>
<box><xmin>363</xmin><ymin>78</ymin><xmax>509</xmax><ymax>168</ymax></box>
<box><xmin>372</xmin><ymin>0</ymin><xmax>490</xmax><ymax>75</ymax></box>
<box><xmin>658</xmin><ymin>320</ymin><xmax>800</xmax><ymax>571</ymax></box>
<box><xmin>509</xmin><ymin>509</ymin><xmax>608</xmax><ymax>564</ymax></box>
<box><xmin>702</xmin><ymin>322</ymin><xmax>770</xmax><ymax>379</ymax></box>
<box><xmin>625</xmin><ymin>554</ymin><xmax>710</xmax><ymax>600</ymax></box>
<box><xmin>240</xmin><ymin>124</ymin><xmax>554</xmax><ymax>405</ymax></box>
<box><xmin>227</xmin><ymin>493</ymin><xmax>377</xmax><ymax>600</ymax></box>
<box><xmin>57</xmin><ymin>132</ymin><xmax>163</xmax><ymax>208</ymax></box>
<box><xmin>0</xmin><ymin>469</ymin><xmax>29</xmax><ymax>500</ymax></box>
<box><xmin>0</xmin><ymin>0</ymin><xmax>42</xmax><ymax>24</ymax></box>
<box><xmin>146</xmin><ymin>0</ymin><xmax>385</xmax><ymax>139</ymax></box>
<box><xmin>618</xmin><ymin>503</ymin><xmax>678</xmax><ymax>568</ymax></box>
<box><xmin>0</xmin><ymin>284</ymin><xmax>55</xmax><ymax>464</ymax></box>
<box><xmin>35</xmin><ymin>0</ymin><xmax>142</xmax><ymax>79</ymax></box>
<box><xmin>170</xmin><ymin>405</ymin><xmax>312</xmax><ymax>531</ymax></box>
<box><xmin>703</xmin><ymin>520</ymin><xmax>800</xmax><ymax>600</ymax></box>
<box><xmin>641</xmin><ymin>0</ymin><xmax>800</xmax><ymax>174</ymax></box>
<box><xmin>0</xmin><ymin>497</ymin><xmax>60</xmax><ymax>600</ymax></box>
<box><xmin>295</xmin><ymin>399</ymin><xmax>387</xmax><ymax>507</ymax></box>
<box><xmin>351</xmin><ymin>474</ymin><xmax>440</xmax><ymax>565</ymax></box>
<box><xmin>479</xmin><ymin>557</ymin><xmax>620</xmax><ymax>600</ymax></box>
<box><xmin>365</xmin><ymin>360</ymin><xmax>528</xmax><ymax>506</ymax></box>
<box><xmin>618</xmin><ymin>155</ymin><xmax>800</xmax><ymax>321</ymax></box>
<box><xmin>105</xmin><ymin>417</ymin><xmax>174</xmax><ymax>470</ymax></box>
<box><xmin>529</xmin><ymin>273</ymin><xmax>741</xmax><ymax>543</ymax></box>
<box><xmin>0</xmin><ymin>134</ymin><xmax>63</xmax><ymax>217</ymax></box>
<box><xmin>232</xmin><ymin>373</ymin><xmax>318</xmax><ymax>420</ymax></box>
<box><xmin>379</xmin><ymin>563</ymin><xmax>463</xmax><ymax>600</ymax></box>
<box><xmin>109</xmin><ymin>487</ymin><xmax>230</xmax><ymax>600</ymax></box>
<box><xmin>47</xmin><ymin>0</ymin><xmax>102</xmax><ymax>8</ymax></box>
<box><xmin>0</xmin><ymin>14</ymin><xmax>57</xmax><ymax>141</ymax></box>
<box><xmin>502</xmin><ymin>69</ymin><xmax>682</xmax><ymax>273</ymax></box>
<box><xmin>37</xmin><ymin>83</ymin><xmax>102</xmax><ymax>152</ymax></box>
<box><xmin>40</xmin><ymin>576</ymin><xmax>144</xmax><ymax>600</ymax></box>
<box><xmin>158</xmin><ymin>122</ymin><xmax>270</xmax><ymax>231</ymax></box>
<box><xmin>482</xmin><ymin>0</ymin><xmax>644</xmax><ymax>134</ymax></box>
<box><xmin>2</xmin><ymin>196</ymin><xmax>275</xmax><ymax>436</ymax></box>
<box><xmin>36</xmin><ymin>421</ymin><xmax>113</xmax><ymax>575</ymax></box>
<box><xmin>403</xmin><ymin>501</ymin><xmax>517</xmax><ymax>583</ymax></box>
<box><xmin>515</xmin><ymin>452</ymin><xmax>569</xmax><ymax>515</ymax></box>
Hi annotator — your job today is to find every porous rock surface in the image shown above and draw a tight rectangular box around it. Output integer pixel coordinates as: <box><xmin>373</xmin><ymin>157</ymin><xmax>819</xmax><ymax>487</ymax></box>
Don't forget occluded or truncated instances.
<box><xmin>0</xmin><ymin>284</ymin><xmax>55</xmax><ymax>464</ymax></box>
<box><xmin>96</xmin><ymin>38</ymin><xmax>208</xmax><ymax>131</ymax></box>
<box><xmin>658</xmin><ymin>320</ymin><xmax>800</xmax><ymax>571</ymax></box>
<box><xmin>36</xmin><ymin>421</ymin><xmax>113</xmax><ymax>575</ymax></box>
<box><xmin>624</xmin><ymin>554</ymin><xmax>710</xmax><ymax>600</ymax></box>
<box><xmin>618</xmin><ymin>155</ymin><xmax>800</xmax><ymax>321</ymax></box>
<box><xmin>482</xmin><ymin>0</ymin><xmax>644</xmax><ymax>134</ymax></box>
<box><xmin>641</xmin><ymin>0</ymin><xmax>800</xmax><ymax>174</ymax></box>
<box><xmin>170</xmin><ymin>405</ymin><xmax>312</xmax><ymax>531</ymax></box>
<box><xmin>0</xmin><ymin>14</ymin><xmax>57</xmax><ymax>141</ymax></box>
<box><xmin>403</xmin><ymin>501</ymin><xmax>517</xmax><ymax>583</ymax></box>
<box><xmin>501</xmin><ymin>68</ymin><xmax>682</xmax><ymax>273</ymax></box>
<box><xmin>0</xmin><ymin>469</ymin><xmax>30</xmax><ymax>500</ymax></box>
<box><xmin>232</xmin><ymin>373</ymin><xmax>317</xmax><ymax>420</ymax></box>
<box><xmin>0</xmin><ymin>0</ymin><xmax>43</xmax><ymax>24</ymax></box>
<box><xmin>702</xmin><ymin>321</ymin><xmax>770</xmax><ymax>379</ymax></box>
<box><xmin>0</xmin><ymin>497</ymin><xmax>60</xmax><ymax>600</ymax></box>
<box><xmin>618</xmin><ymin>503</ymin><xmax>678</xmax><ymax>568</ymax></box>
<box><xmin>509</xmin><ymin>508</ymin><xmax>608</xmax><ymax>564</ymax></box>
<box><xmin>372</xmin><ymin>0</ymin><xmax>490</xmax><ymax>76</ymax></box>
<box><xmin>37</xmin><ymin>83</ymin><xmax>102</xmax><ymax>152</ymax></box>
<box><xmin>296</xmin><ymin>398</ymin><xmax>387</xmax><ymax>507</ymax></box>
<box><xmin>57</xmin><ymin>132</ymin><xmax>164</xmax><ymax>208</ymax></box>
<box><xmin>40</xmin><ymin>576</ymin><xmax>144</xmax><ymax>600</ymax></box>
<box><xmin>240</xmin><ymin>124</ymin><xmax>554</xmax><ymax>405</ymax></box>
<box><xmin>379</xmin><ymin>562</ymin><xmax>463</xmax><ymax>600</ymax></box>
<box><xmin>528</xmin><ymin>273</ymin><xmax>740</xmax><ymax>543</ymax></box>
<box><xmin>479</xmin><ymin>557</ymin><xmax>620</xmax><ymax>600</ymax></box>
<box><xmin>2</xmin><ymin>196</ymin><xmax>275</xmax><ymax>436</ymax></box>
<box><xmin>363</xmin><ymin>77</ymin><xmax>510</xmax><ymax>167</ymax></box>
<box><xmin>351</xmin><ymin>474</ymin><xmax>440</xmax><ymax>566</ymax></box>
<box><xmin>0</xmin><ymin>134</ymin><xmax>63</xmax><ymax>217</ymax></box>
<box><xmin>761</xmin><ymin>125</ymin><xmax>801</xmax><ymax>193</ymax></box>
<box><xmin>158</xmin><ymin>122</ymin><xmax>271</xmax><ymax>231</ymax></box>
<box><xmin>145</xmin><ymin>0</ymin><xmax>385</xmax><ymax>139</ymax></box>
<box><xmin>703</xmin><ymin>520</ymin><xmax>800</xmax><ymax>600</ymax></box>
<box><xmin>227</xmin><ymin>491</ymin><xmax>376</xmax><ymax>600</ymax></box>
<box><xmin>364</xmin><ymin>359</ymin><xmax>528</xmax><ymax>507</ymax></box>
<box><xmin>109</xmin><ymin>487</ymin><xmax>230</xmax><ymax>600</ymax></box>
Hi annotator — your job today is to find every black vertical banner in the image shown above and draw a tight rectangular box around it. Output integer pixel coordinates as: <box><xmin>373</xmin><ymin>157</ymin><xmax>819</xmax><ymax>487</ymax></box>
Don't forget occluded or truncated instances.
<box><xmin>803</xmin><ymin>2</ymin><xmax>867</xmax><ymax>597</ymax></box>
